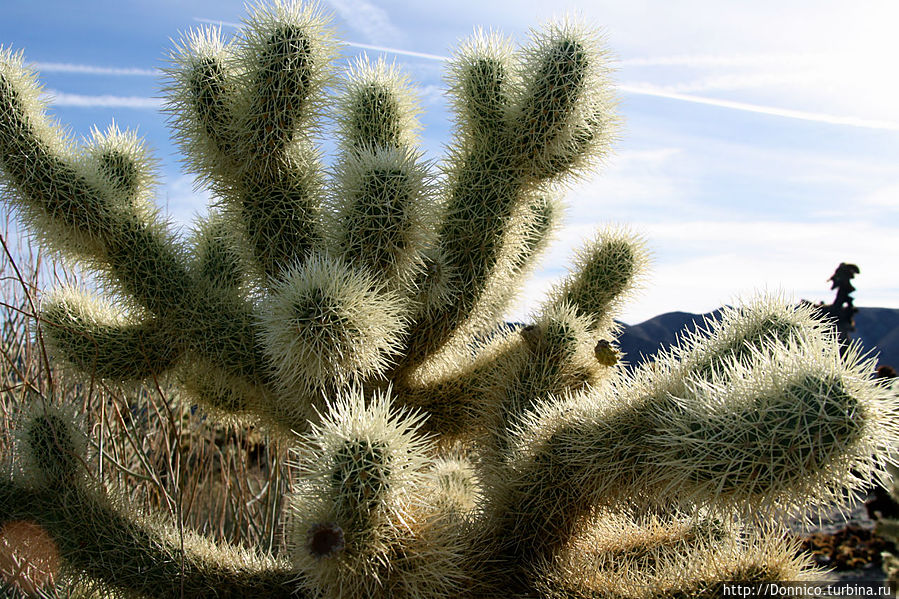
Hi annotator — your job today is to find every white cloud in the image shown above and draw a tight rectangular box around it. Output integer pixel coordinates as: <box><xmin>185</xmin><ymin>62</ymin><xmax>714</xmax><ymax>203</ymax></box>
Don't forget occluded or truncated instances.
<box><xmin>43</xmin><ymin>90</ymin><xmax>162</xmax><ymax>109</ymax></box>
<box><xmin>618</xmin><ymin>84</ymin><xmax>899</xmax><ymax>132</ymax></box>
<box><xmin>161</xmin><ymin>175</ymin><xmax>214</xmax><ymax>229</ymax></box>
<box><xmin>855</xmin><ymin>183</ymin><xmax>899</xmax><ymax>211</ymax></box>
<box><xmin>506</xmin><ymin>218</ymin><xmax>898</xmax><ymax>325</ymax></box>
<box><xmin>33</xmin><ymin>62</ymin><xmax>158</xmax><ymax>76</ymax></box>
<box><xmin>326</xmin><ymin>0</ymin><xmax>404</xmax><ymax>47</ymax></box>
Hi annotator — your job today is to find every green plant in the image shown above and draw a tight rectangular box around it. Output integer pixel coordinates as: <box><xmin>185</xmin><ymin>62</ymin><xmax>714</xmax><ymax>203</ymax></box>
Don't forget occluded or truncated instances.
<box><xmin>0</xmin><ymin>2</ymin><xmax>896</xmax><ymax>597</ymax></box>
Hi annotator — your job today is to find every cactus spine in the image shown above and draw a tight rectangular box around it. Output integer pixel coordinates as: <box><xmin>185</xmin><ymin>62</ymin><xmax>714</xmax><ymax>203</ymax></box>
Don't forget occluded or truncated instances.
<box><xmin>0</xmin><ymin>2</ymin><xmax>897</xmax><ymax>597</ymax></box>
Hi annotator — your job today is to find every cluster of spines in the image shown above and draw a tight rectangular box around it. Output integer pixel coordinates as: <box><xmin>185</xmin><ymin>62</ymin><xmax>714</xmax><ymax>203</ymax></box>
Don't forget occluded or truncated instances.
<box><xmin>0</xmin><ymin>43</ymin><xmax>277</xmax><ymax>431</ymax></box>
<box><xmin>404</xmin><ymin>227</ymin><xmax>647</xmax><ymax>451</ymax></box>
<box><xmin>0</xmin><ymin>50</ymin><xmax>191</xmax><ymax>315</ymax></box>
<box><xmin>543</xmin><ymin>227</ymin><xmax>649</xmax><ymax>334</ymax></box>
<box><xmin>4</xmin><ymin>399</ymin><xmax>299</xmax><ymax>598</ymax></box>
<box><xmin>396</xmin><ymin>19</ymin><xmax>616</xmax><ymax>374</ymax></box>
<box><xmin>259</xmin><ymin>252</ymin><xmax>407</xmax><ymax>416</ymax></box>
<box><xmin>328</xmin><ymin>57</ymin><xmax>439</xmax><ymax>296</ymax></box>
<box><xmin>535</xmin><ymin>513</ymin><xmax>819</xmax><ymax>598</ymax></box>
<box><xmin>288</xmin><ymin>389</ymin><xmax>470</xmax><ymax>599</ymax></box>
<box><xmin>489</xmin><ymin>296</ymin><xmax>897</xmax><ymax>568</ymax></box>
<box><xmin>14</xmin><ymin>400</ymin><xmax>87</xmax><ymax>488</ymax></box>
<box><xmin>166</xmin><ymin>0</ymin><xmax>336</xmax><ymax>281</ymax></box>
<box><xmin>40</xmin><ymin>287</ymin><xmax>182</xmax><ymax>381</ymax></box>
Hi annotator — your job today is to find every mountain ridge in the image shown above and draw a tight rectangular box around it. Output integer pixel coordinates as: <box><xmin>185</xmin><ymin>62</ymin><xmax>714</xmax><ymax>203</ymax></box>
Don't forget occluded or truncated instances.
<box><xmin>616</xmin><ymin>306</ymin><xmax>899</xmax><ymax>370</ymax></box>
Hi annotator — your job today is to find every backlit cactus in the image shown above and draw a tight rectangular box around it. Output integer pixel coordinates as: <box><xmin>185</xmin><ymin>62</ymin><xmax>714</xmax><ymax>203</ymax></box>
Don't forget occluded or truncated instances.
<box><xmin>1</xmin><ymin>2</ymin><xmax>897</xmax><ymax>597</ymax></box>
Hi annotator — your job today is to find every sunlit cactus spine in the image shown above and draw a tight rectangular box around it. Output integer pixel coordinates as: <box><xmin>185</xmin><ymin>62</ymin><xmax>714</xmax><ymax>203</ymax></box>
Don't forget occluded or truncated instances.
<box><xmin>0</xmin><ymin>1</ymin><xmax>897</xmax><ymax>597</ymax></box>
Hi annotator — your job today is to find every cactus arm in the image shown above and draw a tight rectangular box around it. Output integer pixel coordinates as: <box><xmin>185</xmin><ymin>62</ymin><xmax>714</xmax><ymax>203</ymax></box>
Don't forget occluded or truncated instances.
<box><xmin>3</xmin><ymin>405</ymin><xmax>302</xmax><ymax>599</ymax></box>
<box><xmin>0</xmin><ymin>50</ymin><xmax>283</xmax><ymax>415</ymax></box>
<box><xmin>288</xmin><ymin>390</ymin><xmax>469</xmax><ymax>599</ymax></box>
<box><xmin>329</xmin><ymin>146</ymin><xmax>437</xmax><ymax>292</ymax></box>
<box><xmin>327</xmin><ymin>58</ymin><xmax>439</xmax><ymax>303</ymax></box>
<box><xmin>218</xmin><ymin>3</ymin><xmax>334</xmax><ymax>280</ymax></box>
<box><xmin>466</xmin><ymin>229</ymin><xmax>646</xmax><ymax>448</ymax></box>
<box><xmin>396</xmin><ymin>25</ymin><xmax>613</xmax><ymax>375</ymax></box>
<box><xmin>501</xmin><ymin>195</ymin><xmax>560</xmax><ymax>296</ymax></box>
<box><xmin>531</xmin><ymin>107</ymin><xmax>614</xmax><ymax>181</ymax></box>
<box><xmin>488</xmin><ymin>305</ymin><xmax>601</xmax><ymax>454</ymax></box>
<box><xmin>0</xmin><ymin>479</ymin><xmax>302</xmax><ymax>599</ymax></box>
<box><xmin>191</xmin><ymin>211</ymin><xmax>248</xmax><ymax>292</ymax></box>
<box><xmin>490</xmin><ymin>311</ymin><xmax>896</xmax><ymax>564</ymax></box>
<box><xmin>258</xmin><ymin>253</ymin><xmax>408</xmax><ymax>413</ymax></box>
<box><xmin>396</xmin><ymin>214</ymin><xmax>627</xmax><ymax>441</ymax></box>
<box><xmin>394</xmin><ymin>326</ymin><xmax>521</xmax><ymax>440</ymax></box>
<box><xmin>166</xmin><ymin>27</ymin><xmax>240</xmax><ymax>186</ymax></box>
<box><xmin>535</xmin><ymin>515</ymin><xmax>818</xmax><ymax>598</ymax></box>
<box><xmin>41</xmin><ymin>291</ymin><xmax>182</xmax><ymax>381</ymax></box>
<box><xmin>236</xmin><ymin>5</ymin><xmax>332</xmax><ymax>172</ymax></box>
<box><xmin>464</xmin><ymin>193</ymin><xmax>562</xmax><ymax>333</ymax></box>
<box><xmin>543</xmin><ymin>229</ymin><xmax>649</xmax><ymax>335</ymax></box>
<box><xmin>0</xmin><ymin>53</ymin><xmax>194</xmax><ymax>321</ymax></box>
<box><xmin>168</xmin><ymin>5</ymin><xmax>335</xmax><ymax>282</ymax></box>
<box><xmin>335</xmin><ymin>56</ymin><xmax>420</xmax><ymax>154</ymax></box>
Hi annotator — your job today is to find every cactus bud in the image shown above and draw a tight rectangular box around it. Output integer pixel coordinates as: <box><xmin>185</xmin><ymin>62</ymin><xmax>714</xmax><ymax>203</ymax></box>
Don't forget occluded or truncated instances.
<box><xmin>594</xmin><ymin>339</ymin><xmax>620</xmax><ymax>367</ymax></box>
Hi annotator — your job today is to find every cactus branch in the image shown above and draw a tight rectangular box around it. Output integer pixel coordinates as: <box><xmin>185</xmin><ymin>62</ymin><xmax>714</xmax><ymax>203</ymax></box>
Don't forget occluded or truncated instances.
<box><xmin>0</xmin><ymin>480</ymin><xmax>301</xmax><ymax>599</ymax></box>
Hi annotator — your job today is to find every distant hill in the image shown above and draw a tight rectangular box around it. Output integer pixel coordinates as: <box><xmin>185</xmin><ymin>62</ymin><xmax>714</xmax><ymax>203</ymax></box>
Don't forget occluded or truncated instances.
<box><xmin>617</xmin><ymin>306</ymin><xmax>899</xmax><ymax>370</ymax></box>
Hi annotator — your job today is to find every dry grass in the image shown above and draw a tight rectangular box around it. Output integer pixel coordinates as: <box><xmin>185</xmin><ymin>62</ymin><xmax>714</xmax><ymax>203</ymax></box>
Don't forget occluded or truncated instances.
<box><xmin>0</xmin><ymin>211</ymin><xmax>295</xmax><ymax>597</ymax></box>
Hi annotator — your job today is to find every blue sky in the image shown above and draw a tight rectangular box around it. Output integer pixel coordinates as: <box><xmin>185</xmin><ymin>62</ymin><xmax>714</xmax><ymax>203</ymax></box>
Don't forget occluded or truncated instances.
<box><xmin>1</xmin><ymin>0</ymin><xmax>897</xmax><ymax>324</ymax></box>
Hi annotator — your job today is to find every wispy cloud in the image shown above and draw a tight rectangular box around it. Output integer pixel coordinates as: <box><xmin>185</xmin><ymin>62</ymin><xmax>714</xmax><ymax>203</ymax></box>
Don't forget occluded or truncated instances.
<box><xmin>33</xmin><ymin>62</ymin><xmax>159</xmax><ymax>76</ymax></box>
<box><xmin>509</xmin><ymin>218</ymin><xmax>898</xmax><ymax>324</ymax></box>
<box><xmin>325</xmin><ymin>0</ymin><xmax>403</xmax><ymax>47</ymax></box>
<box><xmin>339</xmin><ymin>42</ymin><xmax>447</xmax><ymax>62</ymax></box>
<box><xmin>43</xmin><ymin>90</ymin><xmax>162</xmax><ymax>109</ymax></box>
<box><xmin>618</xmin><ymin>52</ymin><xmax>826</xmax><ymax>68</ymax></box>
<box><xmin>194</xmin><ymin>16</ymin><xmax>446</xmax><ymax>61</ymax></box>
<box><xmin>618</xmin><ymin>84</ymin><xmax>899</xmax><ymax>131</ymax></box>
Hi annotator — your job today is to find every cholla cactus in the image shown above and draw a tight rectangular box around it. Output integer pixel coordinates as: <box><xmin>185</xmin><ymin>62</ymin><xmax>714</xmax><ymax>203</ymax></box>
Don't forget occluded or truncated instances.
<box><xmin>0</xmin><ymin>2</ymin><xmax>897</xmax><ymax>597</ymax></box>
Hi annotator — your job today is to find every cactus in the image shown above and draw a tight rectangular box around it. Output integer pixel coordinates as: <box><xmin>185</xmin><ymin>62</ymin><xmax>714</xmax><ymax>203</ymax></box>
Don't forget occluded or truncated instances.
<box><xmin>0</xmin><ymin>2</ymin><xmax>897</xmax><ymax>596</ymax></box>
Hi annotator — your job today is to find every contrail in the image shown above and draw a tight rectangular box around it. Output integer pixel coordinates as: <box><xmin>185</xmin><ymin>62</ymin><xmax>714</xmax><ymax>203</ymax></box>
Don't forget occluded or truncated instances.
<box><xmin>617</xmin><ymin>84</ymin><xmax>899</xmax><ymax>131</ymax></box>
<box><xmin>193</xmin><ymin>17</ymin><xmax>448</xmax><ymax>60</ymax></box>
<box><xmin>33</xmin><ymin>62</ymin><xmax>158</xmax><ymax>76</ymax></box>
<box><xmin>46</xmin><ymin>15</ymin><xmax>897</xmax><ymax>131</ymax></box>
<box><xmin>617</xmin><ymin>53</ymin><xmax>823</xmax><ymax>68</ymax></box>
<box><xmin>336</xmin><ymin>41</ymin><xmax>447</xmax><ymax>61</ymax></box>
<box><xmin>43</xmin><ymin>90</ymin><xmax>163</xmax><ymax>109</ymax></box>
